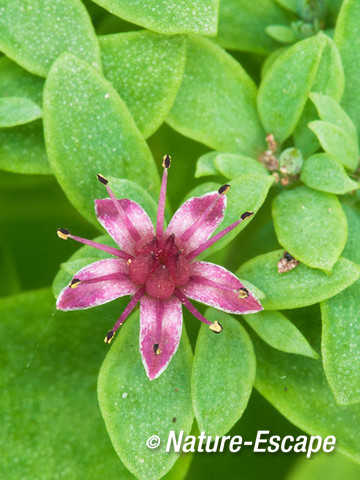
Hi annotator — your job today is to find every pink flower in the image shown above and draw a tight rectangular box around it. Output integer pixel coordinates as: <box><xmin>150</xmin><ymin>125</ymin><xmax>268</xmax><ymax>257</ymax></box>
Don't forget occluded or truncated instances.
<box><xmin>56</xmin><ymin>155</ymin><xmax>263</xmax><ymax>380</ymax></box>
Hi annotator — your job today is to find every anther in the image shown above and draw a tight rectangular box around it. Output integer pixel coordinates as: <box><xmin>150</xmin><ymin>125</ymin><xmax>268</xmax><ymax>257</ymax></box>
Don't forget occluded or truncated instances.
<box><xmin>104</xmin><ymin>330</ymin><xmax>115</xmax><ymax>344</ymax></box>
<box><xmin>127</xmin><ymin>258</ymin><xmax>132</xmax><ymax>265</ymax></box>
<box><xmin>153</xmin><ymin>343</ymin><xmax>161</xmax><ymax>355</ymax></box>
<box><xmin>218</xmin><ymin>184</ymin><xmax>231</xmax><ymax>195</ymax></box>
<box><xmin>241</xmin><ymin>211</ymin><xmax>254</xmax><ymax>221</ymax></box>
<box><xmin>209</xmin><ymin>321</ymin><xmax>223</xmax><ymax>334</ymax></box>
<box><xmin>57</xmin><ymin>228</ymin><xmax>70</xmax><ymax>240</ymax></box>
<box><xmin>70</xmin><ymin>278</ymin><xmax>81</xmax><ymax>289</ymax></box>
<box><xmin>97</xmin><ymin>173</ymin><xmax>108</xmax><ymax>185</ymax></box>
<box><xmin>162</xmin><ymin>154</ymin><xmax>171</xmax><ymax>169</ymax></box>
<box><xmin>238</xmin><ymin>287</ymin><xmax>249</xmax><ymax>299</ymax></box>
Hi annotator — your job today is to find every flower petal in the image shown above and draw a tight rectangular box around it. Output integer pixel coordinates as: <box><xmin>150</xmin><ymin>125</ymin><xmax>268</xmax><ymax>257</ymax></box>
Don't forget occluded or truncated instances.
<box><xmin>166</xmin><ymin>192</ymin><xmax>226</xmax><ymax>255</ymax></box>
<box><xmin>140</xmin><ymin>296</ymin><xmax>183</xmax><ymax>380</ymax></box>
<box><xmin>180</xmin><ymin>261</ymin><xmax>263</xmax><ymax>314</ymax></box>
<box><xmin>95</xmin><ymin>198</ymin><xmax>154</xmax><ymax>255</ymax></box>
<box><xmin>56</xmin><ymin>258</ymin><xmax>137</xmax><ymax>311</ymax></box>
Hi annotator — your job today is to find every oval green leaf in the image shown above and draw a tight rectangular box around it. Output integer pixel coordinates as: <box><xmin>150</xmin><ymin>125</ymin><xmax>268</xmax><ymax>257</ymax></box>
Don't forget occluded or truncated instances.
<box><xmin>214</xmin><ymin>153</ymin><xmax>269</xmax><ymax>179</ymax></box>
<box><xmin>335</xmin><ymin>0</ymin><xmax>360</xmax><ymax>137</ymax></box>
<box><xmin>217</xmin><ymin>0</ymin><xmax>294</xmax><ymax>54</ymax></box>
<box><xmin>244</xmin><ymin>310</ymin><xmax>318</xmax><ymax>358</ymax></box>
<box><xmin>91</xmin><ymin>0</ymin><xmax>219</xmax><ymax>35</ymax></box>
<box><xmin>266</xmin><ymin>25</ymin><xmax>296</xmax><ymax>44</ymax></box>
<box><xmin>98</xmin><ymin>312</ymin><xmax>194</xmax><ymax>480</ymax></box>
<box><xmin>253</xmin><ymin>331</ymin><xmax>360</xmax><ymax>464</ymax></box>
<box><xmin>237</xmin><ymin>250</ymin><xmax>360</xmax><ymax>310</ymax></box>
<box><xmin>321</xmin><ymin>279</ymin><xmax>360</xmax><ymax>405</ymax></box>
<box><xmin>300</xmin><ymin>153</ymin><xmax>359</xmax><ymax>194</ymax></box>
<box><xmin>43</xmin><ymin>53</ymin><xmax>159</xmax><ymax>226</ymax></box>
<box><xmin>100</xmin><ymin>31</ymin><xmax>186</xmax><ymax>138</ymax></box>
<box><xmin>0</xmin><ymin>120</ymin><xmax>50</xmax><ymax>174</ymax></box>
<box><xmin>192</xmin><ymin>309</ymin><xmax>255</xmax><ymax>437</ymax></box>
<box><xmin>0</xmin><ymin>0</ymin><xmax>100</xmax><ymax>77</ymax></box>
<box><xmin>167</xmin><ymin>36</ymin><xmax>265</xmax><ymax>157</ymax></box>
<box><xmin>195</xmin><ymin>152</ymin><xmax>221</xmax><ymax>178</ymax></box>
<box><xmin>0</xmin><ymin>97</ymin><xmax>42</xmax><ymax>128</ymax></box>
<box><xmin>258</xmin><ymin>32</ymin><xmax>328</xmax><ymax>143</ymax></box>
<box><xmin>308</xmin><ymin>120</ymin><xmax>359</xmax><ymax>172</ymax></box>
<box><xmin>272</xmin><ymin>186</ymin><xmax>347</xmax><ymax>271</ymax></box>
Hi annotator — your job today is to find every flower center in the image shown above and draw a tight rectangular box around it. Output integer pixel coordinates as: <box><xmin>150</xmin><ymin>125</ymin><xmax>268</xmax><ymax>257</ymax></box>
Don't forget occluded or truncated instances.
<box><xmin>129</xmin><ymin>234</ymin><xmax>190</xmax><ymax>299</ymax></box>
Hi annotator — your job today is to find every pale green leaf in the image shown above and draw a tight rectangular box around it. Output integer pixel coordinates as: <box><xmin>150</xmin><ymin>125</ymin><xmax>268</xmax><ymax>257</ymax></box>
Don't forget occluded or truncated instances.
<box><xmin>335</xmin><ymin>0</ymin><xmax>360</xmax><ymax>137</ymax></box>
<box><xmin>0</xmin><ymin>120</ymin><xmax>50</xmax><ymax>174</ymax></box>
<box><xmin>258</xmin><ymin>33</ymin><xmax>328</xmax><ymax>143</ymax></box>
<box><xmin>0</xmin><ymin>56</ymin><xmax>44</xmax><ymax>105</ymax></box>
<box><xmin>310</xmin><ymin>92</ymin><xmax>358</xmax><ymax>141</ymax></box>
<box><xmin>214</xmin><ymin>153</ymin><xmax>269</xmax><ymax>178</ymax></box>
<box><xmin>272</xmin><ymin>186</ymin><xmax>347</xmax><ymax>271</ymax></box>
<box><xmin>43</xmin><ymin>53</ymin><xmax>159</xmax><ymax>227</ymax></box>
<box><xmin>274</xmin><ymin>0</ymin><xmax>297</xmax><ymax>12</ymax></box>
<box><xmin>253</xmin><ymin>332</ymin><xmax>360</xmax><ymax>464</ymax></box>
<box><xmin>300</xmin><ymin>153</ymin><xmax>360</xmax><ymax>194</ymax></box>
<box><xmin>237</xmin><ymin>250</ymin><xmax>360</xmax><ymax>310</ymax></box>
<box><xmin>243</xmin><ymin>310</ymin><xmax>318</xmax><ymax>358</ymax></box>
<box><xmin>287</xmin><ymin>452</ymin><xmax>360</xmax><ymax>480</ymax></box>
<box><xmin>98</xmin><ymin>313</ymin><xmax>194</xmax><ymax>480</ymax></box>
<box><xmin>217</xmin><ymin>0</ymin><xmax>294</xmax><ymax>54</ymax></box>
<box><xmin>0</xmin><ymin>288</ymin><xmax>136</xmax><ymax>479</ymax></box>
<box><xmin>308</xmin><ymin>120</ymin><xmax>359</xmax><ymax>171</ymax></box>
<box><xmin>266</xmin><ymin>25</ymin><xmax>296</xmax><ymax>43</ymax></box>
<box><xmin>0</xmin><ymin>0</ymin><xmax>100</xmax><ymax>77</ymax></box>
<box><xmin>91</xmin><ymin>0</ymin><xmax>219</xmax><ymax>35</ymax></box>
<box><xmin>342</xmin><ymin>204</ymin><xmax>360</xmax><ymax>264</ymax></box>
<box><xmin>0</xmin><ymin>97</ymin><xmax>42</xmax><ymax>127</ymax></box>
<box><xmin>100</xmin><ymin>31</ymin><xmax>186</xmax><ymax>138</ymax></box>
<box><xmin>168</xmin><ymin>36</ymin><xmax>265</xmax><ymax>157</ymax></box>
<box><xmin>195</xmin><ymin>152</ymin><xmax>221</xmax><ymax>178</ymax></box>
<box><xmin>192</xmin><ymin>309</ymin><xmax>255</xmax><ymax>437</ymax></box>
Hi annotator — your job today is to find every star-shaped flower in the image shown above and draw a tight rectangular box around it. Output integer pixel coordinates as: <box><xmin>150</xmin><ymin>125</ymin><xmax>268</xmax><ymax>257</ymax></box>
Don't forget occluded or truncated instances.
<box><xmin>56</xmin><ymin>155</ymin><xmax>263</xmax><ymax>380</ymax></box>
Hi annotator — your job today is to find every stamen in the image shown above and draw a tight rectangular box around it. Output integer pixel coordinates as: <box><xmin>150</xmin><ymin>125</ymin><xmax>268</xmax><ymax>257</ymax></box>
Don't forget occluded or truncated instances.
<box><xmin>70</xmin><ymin>273</ymin><xmax>130</xmax><ymax>289</ymax></box>
<box><xmin>104</xmin><ymin>286</ymin><xmax>145</xmax><ymax>343</ymax></box>
<box><xmin>238</xmin><ymin>287</ymin><xmax>249</xmax><ymax>299</ymax></box>
<box><xmin>174</xmin><ymin>289</ymin><xmax>212</xmax><ymax>326</ymax></box>
<box><xmin>209</xmin><ymin>321</ymin><xmax>223</xmax><ymax>334</ymax></box>
<box><xmin>186</xmin><ymin>211</ymin><xmax>254</xmax><ymax>261</ymax></box>
<box><xmin>153</xmin><ymin>343</ymin><xmax>161</xmax><ymax>355</ymax></box>
<box><xmin>156</xmin><ymin>155</ymin><xmax>171</xmax><ymax>241</ymax></box>
<box><xmin>70</xmin><ymin>278</ymin><xmax>81</xmax><ymax>289</ymax></box>
<box><xmin>57</xmin><ymin>228</ymin><xmax>132</xmax><ymax>260</ymax></box>
<box><xmin>218</xmin><ymin>184</ymin><xmax>231</xmax><ymax>195</ymax></box>
<box><xmin>97</xmin><ymin>173</ymin><xmax>140</xmax><ymax>241</ymax></box>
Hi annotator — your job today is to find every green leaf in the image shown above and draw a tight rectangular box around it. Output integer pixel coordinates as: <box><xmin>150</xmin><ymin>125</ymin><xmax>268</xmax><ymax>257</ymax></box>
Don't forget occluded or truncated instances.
<box><xmin>237</xmin><ymin>250</ymin><xmax>360</xmax><ymax>310</ymax></box>
<box><xmin>0</xmin><ymin>288</ymin><xmax>136</xmax><ymax>479</ymax></box>
<box><xmin>216</xmin><ymin>0</ymin><xmax>294</xmax><ymax>54</ymax></box>
<box><xmin>98</xmin><ymin>312</ymin><xmax>194</xmax><ymax>480</ymax></box>
<box><xmin>293</xmin><ymin>38</ymin><xmax>345</xmax><ymax>157</ymax></box>
<box><xmin>287</xmin><ymin>451</ymin><xmax>360</xmax><ymax>480</ymax></box>
<box><xmin>300</xmin><ymin>153</ymin><xmax>360</xmax><ymax>194</ymax></box>
<box><xmin>100</xmin><ymin>31</ymin><xmax>186</xmax><ymax>138</ymax></box>
<box><xmin>253</xmin><ymin>331</ymin><xmax>360</xmax><ymax>464</ymax></box>
<box><xmin>335</xmin><ymin>0</ymin><xmax>360</xmax><ymax>137</ymax></box>
<box><xmin>258</xmin><ymin>32</ymin><xmax>328</xmax><ymax>143</ymax></box>
<box><xmin>192</xmin><ymin>309</ymin><xmax>255</xmax><ymax>437</ymax></box>
<box><xmin>321</xmin><ymin>279</ymin><xmax>360</xmax><ymax>405</ymax></box>
<box><xmin>308</xmin><ymin>120</ymin><xmax>359</xmax><ymax>171</ymax></box>
<box><xmin>0</xmin><ymin>56</ymin><xmax>44</xmax><ymax>105</ymax></box>
<box><xmin>0</xmin><ymin>97</ymin><xmax>42</xmax><ymax>127</ymax></box>
<box><xmin>272</xmin><ymin>186</ymin><xmax>347</xmax><ymax>271</ymax></box>
<box><xmin>195</xmin><ymin>152</ymin><xmax>221</xmax><ymax>178</ymax></box>
<box><xmin>43</xmin><ymin>53</ymin><xmax>159</xmax><ymax>227</ymax></box>
<box><xmin>310</xmin><ymin>92</ymin><xmax>358</xmax><ymax>141</ymax></box>
<box><xmin>243</xmin><ymin>310</ymin><xmax>318</xmax><ymax>358</ymax></box>
<box><xmin>167</xmin><ymin>36</ymin><xmax>265</xmax><ymax>157</ymax></box>
<box><xmin>274</xmin><ymin>0</ymin><xmax>297</xmax><ymax>12</ymax></box>
<box><xmin>214</xmin><ymin>153</ymin><xmax>269</xmax><ymax>179</ymax></box>
<box><xmin>0</xmin><ymin>0</ymin><xmax>101</xmax><ymax>77</ymax></box>
<box><xmin>342</xmin><ymin>204</ymin><xmax>360</xmax><ymax>264</ymax></box>
<box><xmin>91</xmin><ymin>0</ymin><xmax>219</xmax><ymax>35</ymax></box>
<box><xmin>266</xmin><ymin>25</ymin><xmax>296</xmax><ymax>44</ymax></box>
<box><xmin>0</xmin><ymin>120</ymin><xmax>50</xmax><ymax>174</ymax></box>
<box><xmin>185</xmin><ymin>174</ymin><xmax>274</xmax><ymax>258</ymax></box>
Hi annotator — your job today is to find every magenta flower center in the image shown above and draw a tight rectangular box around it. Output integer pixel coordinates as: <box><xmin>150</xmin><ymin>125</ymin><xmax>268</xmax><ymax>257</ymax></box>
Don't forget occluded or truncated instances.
<box><xmin>129</xmin><ymin>233</ymin><xmax>190</xmax><ymax>299</ymax></box>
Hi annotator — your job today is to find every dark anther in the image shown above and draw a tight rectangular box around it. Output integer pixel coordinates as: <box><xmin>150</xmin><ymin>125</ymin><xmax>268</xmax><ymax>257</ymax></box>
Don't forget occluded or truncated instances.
<box><xmin>70</xmin><ymin>278</ymin><xmax>81</xmax><ymax>289</ymax></box>
<box><xmin>57</xmin><ymin>228</ymin><xmax>70</xmax><ymax>239</ymax></box>
<box><xmin>104</xmin><ymin>330</ymin><xmax>115</xmax><ymax>344</ymax></box>
<box><xmin>209</xmin><ymin>321</ymin><xmax>223</xmax><ymax>334</ymax></box>
<box><xmin>218</xmin><ymin>184</ymin><xmax>231</xmax><ymax>195</ymax></box>
<box><xmin>241</xmin><ymin>211</ymin><xmax>254</xmax><ymax>221</ymax></box>
<box><xmin>97</xmin><ymin>173</ymin><xmax>108</xmax><ymax>185</ymax></box>
<box><xmin>162</xmin><ymin>154</ymin><xmax>171</xmax><ymax>169</ymax></box>
<box><xmin>238</xmin><ymin>287</ymin><xmax>249</xmax><ymax>299</ymax></box>
<box><xmin>153</xmin><ymin>343</ymin><xmax>161</xmax><ymax>355</ymax></box>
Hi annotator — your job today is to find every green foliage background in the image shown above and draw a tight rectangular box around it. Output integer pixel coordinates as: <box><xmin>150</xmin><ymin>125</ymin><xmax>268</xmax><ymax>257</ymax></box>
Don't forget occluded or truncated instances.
<box><xmin>2</xmin><ymin>0</ymin><xmax>360</xmax><ymax>479</ymax></box>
